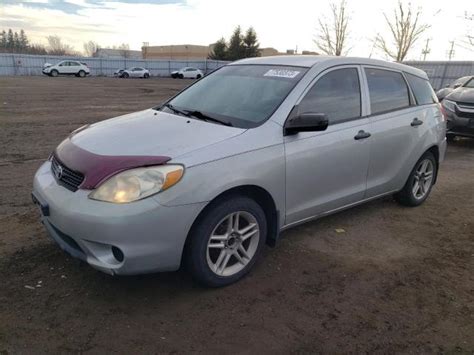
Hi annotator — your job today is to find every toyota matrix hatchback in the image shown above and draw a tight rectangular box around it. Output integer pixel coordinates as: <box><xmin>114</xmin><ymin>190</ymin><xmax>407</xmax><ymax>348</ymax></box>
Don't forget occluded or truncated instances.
<box><xmin>33</xmin><ymin>56</ymin><xmax>447</xmax><ymax>287</ymax></box>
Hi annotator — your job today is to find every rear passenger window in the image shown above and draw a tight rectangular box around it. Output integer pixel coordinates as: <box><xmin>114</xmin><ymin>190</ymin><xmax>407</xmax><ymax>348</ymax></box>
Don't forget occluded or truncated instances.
<box><xmin>405</xmin><ymin>73</ymin><xmax>437</xmax><ymax>105</ymax></box>
<box><xmin>298</xmin><ymin>68</ymin><xmax>361</xmax><ymax>124</ymax></box>
<box><xmin>365</xmin><ymin>68</ymin><xmax>410</xmax><ymax>114</ymax></box>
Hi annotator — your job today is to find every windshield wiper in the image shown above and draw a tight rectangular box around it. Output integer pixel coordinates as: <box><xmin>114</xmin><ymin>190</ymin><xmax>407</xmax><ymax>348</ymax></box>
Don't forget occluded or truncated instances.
<box><xmin>185</xmin><ymin>110</ymin><xmax>233</xmax><ymax>127</ymax></box>
<box><xmin>163</xmin><ymin>103</ymin><xmax>191</xmax><ymax>117</ymax></box>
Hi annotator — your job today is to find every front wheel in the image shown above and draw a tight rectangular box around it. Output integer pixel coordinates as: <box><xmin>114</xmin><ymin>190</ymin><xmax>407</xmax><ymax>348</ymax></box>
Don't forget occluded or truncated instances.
<box><xmin>123</xmin><ymin>72</ymin><xmax>129</xmax><ymax>78</ymax></box>
<box><xmin>186</xmin><ymin>196</ymin><xmax>267</xmax><ymax>287</ymax></box>
<box><xmin>394</xmin><ymin>152</ymin><xmax>437</xmax><ymax>207</ymax></box>
<box><xmin>50</xmin><ymin>69</ymin><xmax>58</xmax><ymax>77</ymax></box>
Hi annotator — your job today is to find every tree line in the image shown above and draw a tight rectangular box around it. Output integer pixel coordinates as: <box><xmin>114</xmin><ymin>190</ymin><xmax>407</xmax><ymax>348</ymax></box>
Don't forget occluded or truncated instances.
<box><xmin>209</xmin><ymin>26</ymin><xmax>260</xmax><ymax>60</ymax></box>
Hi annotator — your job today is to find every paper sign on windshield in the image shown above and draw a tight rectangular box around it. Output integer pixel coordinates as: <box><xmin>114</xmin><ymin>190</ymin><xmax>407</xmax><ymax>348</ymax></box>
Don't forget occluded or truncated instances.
<box><xmin>264</xmin><ymin>69</ymin><xmax>300</xmax><ymax>79</ymax></box>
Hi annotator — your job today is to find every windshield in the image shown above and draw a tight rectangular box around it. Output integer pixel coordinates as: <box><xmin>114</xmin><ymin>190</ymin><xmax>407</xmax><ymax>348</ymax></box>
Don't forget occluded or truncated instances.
<box><xmin>464</xmin><ymin>78</ymin><xmax>474</xmax><ymax>88</ymax></box>
<box><xmin>163</xmin><ymin>65</ymin><xmax>308</xmax><ymax>128</ymax></box>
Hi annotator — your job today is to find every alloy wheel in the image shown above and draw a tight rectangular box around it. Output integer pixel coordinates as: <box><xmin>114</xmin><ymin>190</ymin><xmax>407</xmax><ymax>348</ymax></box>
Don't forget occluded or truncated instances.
<box><xmin>206</xmin><ymin>211</ymin><xmax>260</xmax><ymax>277</ymax></box>
<box><xmin>412</xmin><ymin>159</ymin><xmax>434</xmax><ymax>200</ymax></box>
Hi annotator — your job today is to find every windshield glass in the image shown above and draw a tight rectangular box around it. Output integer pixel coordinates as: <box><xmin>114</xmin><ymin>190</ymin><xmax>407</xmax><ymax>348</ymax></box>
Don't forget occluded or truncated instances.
<box><xmin>464</xmin><ymin>78</ymin><xmax>474</xmax><ymax>88</ymax></box>
<box><xmin>164</xmin><ymin>65</ymin><xmax>308</xmax><ymax>128</ymax></box>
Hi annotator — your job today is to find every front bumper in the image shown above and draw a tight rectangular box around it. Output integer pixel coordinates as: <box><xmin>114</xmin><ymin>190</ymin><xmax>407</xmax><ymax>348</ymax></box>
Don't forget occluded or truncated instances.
<box><xmin>32</xmin><ymin>161</ymin><xmax>205</xmax><ymax>275</ymax></box>
<box><xmin>446</xmin><ymin>111</ymin><xmax>474</xmax><ymax>138</ymax></box>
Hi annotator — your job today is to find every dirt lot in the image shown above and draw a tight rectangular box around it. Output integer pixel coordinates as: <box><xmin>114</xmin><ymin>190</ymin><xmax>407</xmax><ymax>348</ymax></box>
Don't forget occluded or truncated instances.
<box><xmin>0</xmin><ymin>76</ymin><xmax>473</xmax><ymax>353</ymax></box>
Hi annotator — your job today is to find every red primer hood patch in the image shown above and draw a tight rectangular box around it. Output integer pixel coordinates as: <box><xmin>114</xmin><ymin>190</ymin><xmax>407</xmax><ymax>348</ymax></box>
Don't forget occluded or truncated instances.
<box><xmin>55</xmin><ymin>139</ymin><xmax>171</xmax><ymax>189</ymax></box>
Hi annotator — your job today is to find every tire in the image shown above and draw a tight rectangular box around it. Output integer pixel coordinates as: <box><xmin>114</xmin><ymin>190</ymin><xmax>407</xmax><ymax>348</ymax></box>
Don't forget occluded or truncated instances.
<box><xmin>446</xmin><ymin>134</ymin><xmax>456</xmax><ymax>142</ymax></box>
<box><xmin>78</xmin><ymin>70</ymin><xmax>86</xmax><ymax>78</ymax></box>
<box><xmin>394</xmin><ymin>151</ymin><xmax>437</xmax><ymax>207</ymax></box>
<box><xmin>144</xmin><ymin>73</ymin><xmax>150</xmax><ymax>79</ymax></box>
<box><xmin>123</xmin><ymin>72</ymin><xmax>129</xmax><ymax>78</ymax></box>
<box><xmin>178</xmin><ymin>74</ymin><xmax>184</xmax><ymax>79</ymax></box>
<box><xmin>186</xmin><ymin>196</ymin><xmax>267</xmax><ymax>287</ymax></box>
<box><xmin>196</xmin><ymin>74</ymin><xmax>202</xmax><ymax>79</ymax></box>
<box><xmin>50</xmin><ymin>70</ymin><xmax>58</xmax><ymax>77</ymax></box>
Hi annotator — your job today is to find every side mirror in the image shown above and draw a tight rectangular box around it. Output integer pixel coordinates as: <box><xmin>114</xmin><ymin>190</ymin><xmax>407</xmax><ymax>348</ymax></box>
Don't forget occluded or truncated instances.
<box><xmin>284</xmin><ymin>113</ymin><xmax>329</xmax><ymax>136</ymax></box>
<box><xmin>453</xmin><ymin>83</ymin><xmax>462</xmax><ymax>89</ymax></box>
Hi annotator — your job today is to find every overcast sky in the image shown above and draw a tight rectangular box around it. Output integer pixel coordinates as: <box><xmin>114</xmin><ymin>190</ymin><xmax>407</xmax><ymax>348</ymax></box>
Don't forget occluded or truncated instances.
<box><xmin>1</xmin><ymin>0</ymin><xmax>473</xmax><ymax>60</ymax></box>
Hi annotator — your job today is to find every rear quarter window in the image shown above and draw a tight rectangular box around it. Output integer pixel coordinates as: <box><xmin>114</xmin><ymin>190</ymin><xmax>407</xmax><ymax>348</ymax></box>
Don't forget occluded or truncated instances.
<box><xmin>405</xmin><ymin>73</ymin><xmax>438</xmax><ymax>105</ymax></box>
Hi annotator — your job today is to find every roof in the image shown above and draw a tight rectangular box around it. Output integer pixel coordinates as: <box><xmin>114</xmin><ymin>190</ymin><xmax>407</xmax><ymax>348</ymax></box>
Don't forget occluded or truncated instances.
<box><xmin>231</xmin><ymin>55</ymin><xmax>428</xmax><ymax>79</ymax></box>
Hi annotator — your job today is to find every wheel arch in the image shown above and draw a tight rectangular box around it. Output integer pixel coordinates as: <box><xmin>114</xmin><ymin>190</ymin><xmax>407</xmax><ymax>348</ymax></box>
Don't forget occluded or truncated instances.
<box><xmin>426</xmin><ymin>144</ymin><xmax>440</xmax><ymax>184</ymax></box>
<box><xmin>181</xmin><ymin>184</ymin><xmax>280</xmax><ymax>266</ymax></box>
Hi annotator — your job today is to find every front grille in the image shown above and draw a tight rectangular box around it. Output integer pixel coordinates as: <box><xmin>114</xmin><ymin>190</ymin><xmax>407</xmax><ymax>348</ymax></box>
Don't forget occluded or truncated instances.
<box><xmin>456</xmin><ymin>108</ymin><xmax>474</xmax><ymax>119</ymax></box>
<box><xmin>51</xmin><ymin>155</ymin><xmax>84</xmax><ymax>192</ymax></box>
<box><xmin>457</xmin><ymin>101</ymin><xmax>474</xmax><ymax>108</ymax></box>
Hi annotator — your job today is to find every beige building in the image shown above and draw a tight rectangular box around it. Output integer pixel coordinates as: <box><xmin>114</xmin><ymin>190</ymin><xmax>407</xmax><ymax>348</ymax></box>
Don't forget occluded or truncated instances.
<box><xmin>142</xmin><ymin>44</ymin><xmax>210</xmax><ymax>60</ymax></box>
<box><xmin>141</xmin><ymin>44</ymin><xmax>318</xmax><ymax>60</ymax></box>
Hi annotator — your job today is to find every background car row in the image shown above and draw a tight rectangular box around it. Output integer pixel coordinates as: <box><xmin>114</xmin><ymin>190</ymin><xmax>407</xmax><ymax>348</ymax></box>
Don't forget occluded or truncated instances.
<box><xmin>436</xmin><ymin>75</ymin><xmax>474</xmax><ymax>141</ymax></box>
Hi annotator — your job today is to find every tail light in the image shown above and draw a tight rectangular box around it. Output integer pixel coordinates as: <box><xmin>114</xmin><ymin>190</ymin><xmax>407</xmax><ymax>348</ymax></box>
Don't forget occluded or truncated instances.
<box><xmin>438</xmin><ymin>103</ymin><xmax>447</xmax><ymax>121</ymax></box>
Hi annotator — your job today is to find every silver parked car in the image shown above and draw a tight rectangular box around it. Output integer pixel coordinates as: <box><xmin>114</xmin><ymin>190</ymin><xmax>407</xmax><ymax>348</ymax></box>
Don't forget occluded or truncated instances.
<box><xmin>33</xmin><ymin>56</ymin><xmax>447</xmax><ymax>287</ymax></box>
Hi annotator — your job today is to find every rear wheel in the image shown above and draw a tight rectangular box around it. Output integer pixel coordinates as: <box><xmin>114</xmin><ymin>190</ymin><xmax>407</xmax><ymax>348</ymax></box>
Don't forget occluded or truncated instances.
<box><xmin>144</xmin><ymin>73</ymin><xmax>150</xmax><ymax>79</ymax></box>
<box><xmin>394</xmin><ymin>151</ymin><xmax>437</xmax><ymax>207</ymax></box>
<box><xmin>196</xmin><ymin>74</ymin><xmax>202</xmax><ymax>79</ymax></box>
<box><xmin>50</xmin><ymin>69</ymin><xmax>58</xmax><ymax>77</ymax></box>
<box><xmin>186</xmin><ymin>196</ymin><xmax>267</xmax><ymax>287</ymax></box>
<box><xmin>78</xmin><ymin>70</ymin><xmax>86</xmax><ymax>78</ymax></box>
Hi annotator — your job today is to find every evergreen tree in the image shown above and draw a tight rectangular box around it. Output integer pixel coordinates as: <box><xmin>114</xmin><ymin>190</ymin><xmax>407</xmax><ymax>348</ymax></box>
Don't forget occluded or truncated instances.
<box><xmin>243</xmin><ymin>27</ymin><xmax>260</xmax><ymax>58</ymax></box>
<box><xmin>13</xmin><ymin>31</ymin><xmax>20</xmax><ymax>51</ymax></box>
<box><xmin>227</xmin><ymin>26</ymin><xmax>244</xmax><ymax>60</ymax></box>
<box><xmin>0</xmin><ymin>30</ymin><xmax>7</xmax><ymax>49</ymax></box>
<box><xmin>19</xmin><ymin>29</ymin><xmax>29</xmax><ymax>51</ymax></box>
<box><xmin>209</xmin><ymin>38</ymin><xmax>227</xmax><ymax>60</ymax></box>
<box><xmin>6</xmin><ymin>29</ymin><xmax>14</xmax><ymax>50</ymax></box>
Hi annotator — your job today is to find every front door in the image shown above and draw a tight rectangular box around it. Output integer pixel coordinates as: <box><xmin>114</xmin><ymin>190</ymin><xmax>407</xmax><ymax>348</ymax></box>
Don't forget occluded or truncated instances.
<box><xmin>284</xmin><ymin>66</ymin><xmax>371</xmax><ymax>225</ymax></box>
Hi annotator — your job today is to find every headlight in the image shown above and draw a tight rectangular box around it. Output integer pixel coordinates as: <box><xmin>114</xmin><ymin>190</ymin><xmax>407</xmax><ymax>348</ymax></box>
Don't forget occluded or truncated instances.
<box><xmin>442</xmin><ymin>99</ymin><xmax>456</xmax><ymax>112</ymax></box>
<box><xmin>89</xmin><ymin>165</ymin><xmax>184</xmax><ymax>203</ymax></box>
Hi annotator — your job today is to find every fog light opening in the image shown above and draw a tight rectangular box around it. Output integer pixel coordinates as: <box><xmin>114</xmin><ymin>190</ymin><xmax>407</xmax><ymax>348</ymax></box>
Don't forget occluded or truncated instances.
<box><xmin>111</xmin><ymin>246</ymin><xmax>124</xmax><ymax>263</ymax></box>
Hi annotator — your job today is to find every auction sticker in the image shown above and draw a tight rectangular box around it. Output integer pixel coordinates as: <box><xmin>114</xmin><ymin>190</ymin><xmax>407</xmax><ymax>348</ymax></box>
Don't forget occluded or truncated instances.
<box><xmin>264</xmin><ymin>69</ymin><xmax>300</xmax><ymax>78</ymax></box>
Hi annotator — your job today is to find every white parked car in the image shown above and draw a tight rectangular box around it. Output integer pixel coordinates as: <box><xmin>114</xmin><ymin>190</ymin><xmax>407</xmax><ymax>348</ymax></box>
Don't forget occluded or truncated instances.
<box><xmin>42</xmin><ymin>61</ymin><xmax>90</xmax><ymax>77</ymax></box>
<box><xmin>171</xmin><ymin>67</ymin><xmax>203</xmax><ymax>79</ymax></box>
<box><xmin>122</xmin><ymin>67</ymin><xmax>150</xmax><ymax>79</ymax></box>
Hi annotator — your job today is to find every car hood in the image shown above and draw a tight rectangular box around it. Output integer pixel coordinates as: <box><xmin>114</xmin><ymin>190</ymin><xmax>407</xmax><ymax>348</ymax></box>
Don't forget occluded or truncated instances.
<box><xmin>69</xmin><ymin>109</ymin><xmax>245</xmax><ymax>158</ymax></box>
<box><xmin>446</xmin><ymin>87</ymin><xmax>474</xmax><ymax>103</ymax></box>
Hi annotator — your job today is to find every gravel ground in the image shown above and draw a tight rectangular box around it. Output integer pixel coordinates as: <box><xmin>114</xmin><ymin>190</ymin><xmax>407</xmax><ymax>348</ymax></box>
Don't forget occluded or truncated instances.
<box><xmin>0</xmin><ymin>76</ymin><xmax>473</xmax><ymax>353</ymax></box>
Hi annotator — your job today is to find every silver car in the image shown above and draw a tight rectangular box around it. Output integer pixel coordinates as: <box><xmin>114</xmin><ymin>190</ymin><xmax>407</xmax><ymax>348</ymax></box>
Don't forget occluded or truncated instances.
<box><xmin>33</xmin><ymin>56</ymin><xmax>447</xmax><ymax>287</ymax></box>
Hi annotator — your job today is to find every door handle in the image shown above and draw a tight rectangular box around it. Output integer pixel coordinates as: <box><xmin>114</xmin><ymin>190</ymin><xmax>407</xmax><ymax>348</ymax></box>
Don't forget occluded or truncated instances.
<box><xmin>354</xmin><ymin>130</ymin><xmax>371</xmax><ymax>140</ymax></box>
<box><xmin>411</xmin><ymin>118</ymin><xmax>424</xmax><ymax>127</ymax></box>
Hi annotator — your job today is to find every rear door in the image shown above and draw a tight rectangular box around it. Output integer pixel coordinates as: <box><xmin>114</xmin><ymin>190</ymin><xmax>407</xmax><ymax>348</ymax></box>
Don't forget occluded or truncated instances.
<box><xmin>362</xmin><ymin>67</ymin><xmax>426</xmax><ymax>197</ymax></box>
<box><xmin>69</xmin><ymin>61</ymin><xmax>81</xmax><ymax>74</ymax></box>
<box><xmin>284</xmin><ymin>66</ymin><xmax>372</xmax><ymax>224</ymax></box>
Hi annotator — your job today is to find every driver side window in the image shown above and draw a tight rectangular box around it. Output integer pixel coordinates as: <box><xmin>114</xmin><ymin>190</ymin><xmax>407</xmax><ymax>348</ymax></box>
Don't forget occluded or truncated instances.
<box><xmin>298</xmin><ymin>68</ymin><xmax>361</xmax><ymax>124</ymax></box>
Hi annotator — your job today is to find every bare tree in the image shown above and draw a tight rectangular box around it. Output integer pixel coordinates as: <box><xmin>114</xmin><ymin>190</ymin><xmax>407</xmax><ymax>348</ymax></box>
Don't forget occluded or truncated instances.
<box><xmin>83</xmin><ymin>41</ymin><xmax>100</xmax><ymax>57</ymax></box>
<box><xmin>314</xmin><ymin>0</ymin><xmax>350</xmax><ymax>56</ymax></box>
<box><xmin>46</xmin><ymin>35</ymin><xmax>76</xmax><ymax>56</ymax></box>
<box><xmin>375</xmin><ymin>1</ymin><xmax>430</xmax><ymax>62</ymax></box>
<box><xmin>113</xmin><ymin>43</ymin><xmax>130</xmax><ymax>58</ymax></box>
